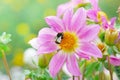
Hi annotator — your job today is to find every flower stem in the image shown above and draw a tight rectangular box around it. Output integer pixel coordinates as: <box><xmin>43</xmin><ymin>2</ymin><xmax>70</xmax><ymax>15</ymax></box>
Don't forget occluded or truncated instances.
<box><xmin>108</xmin><ymin>56</ymin><xmax>113</xmax><ymax>80</ymax></box>
<box><xmin>82</xmin><ymin>60</ymin><xmax>86</xmax><ymax>80</ymax></box>
<box><xmin>78</xmin><ymin>76</ymin><xmax>80</xmax><ymax>80</ymax></box>
<box><xmin>57</xmin><ymin>73</ymin><xmax>61</xmax><ymax>80</ymax></box>
<box><xmin>73</xmin><ymin>76</ymin><xmax>75</xmax><ymax>80</ymax></box>
<box><xmin>1</xmin><ymin>50</ymin><xmax>12</xmax><ymax>80</ymax></box>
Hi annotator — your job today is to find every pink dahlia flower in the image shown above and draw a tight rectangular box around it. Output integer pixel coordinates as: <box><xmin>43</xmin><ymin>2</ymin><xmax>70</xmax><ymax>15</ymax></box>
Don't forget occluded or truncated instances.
<box><xmin>109</xmin><ymin>55</ymin><xmax>120</xmax><ymax>66</ymax></box>
<box><xmin>29</xmin><ymin>8</ymin><xmax>102</xmax><ymax>77</ymax></box>
<box><xmin>87</xmin><ymin>0</ymin><xmax>103</xmax><ymax>22</ymax></box>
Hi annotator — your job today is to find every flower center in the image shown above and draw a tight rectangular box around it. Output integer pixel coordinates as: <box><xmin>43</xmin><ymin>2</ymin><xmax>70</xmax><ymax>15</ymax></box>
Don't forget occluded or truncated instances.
<box><xmin>59</xmin><ymin>32</ymin><xmax>78</xmax><ymax>53</ymax></box>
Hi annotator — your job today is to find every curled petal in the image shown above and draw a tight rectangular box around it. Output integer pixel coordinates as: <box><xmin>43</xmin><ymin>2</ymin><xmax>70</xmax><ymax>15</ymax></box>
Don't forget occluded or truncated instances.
<box><xmin>66</xmin><ymin>55</ymin><xmax>81</xmax><ymax>76</ymax></box>
<box><xmin>49</xmin><ymin>52</ymin><xmax>66</xmax><ymax>77</ymax></box>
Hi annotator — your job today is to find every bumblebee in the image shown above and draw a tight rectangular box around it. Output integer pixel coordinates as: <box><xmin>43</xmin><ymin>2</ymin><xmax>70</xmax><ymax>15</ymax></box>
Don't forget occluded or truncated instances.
<box><xmin>55</xmin><ymin>33</ymin><xmax>63</xmax><ymax>44</ymax></box>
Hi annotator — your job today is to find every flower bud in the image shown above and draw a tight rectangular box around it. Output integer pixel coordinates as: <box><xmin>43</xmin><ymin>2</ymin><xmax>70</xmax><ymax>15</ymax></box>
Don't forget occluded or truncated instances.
<box><xmin>38</xmin><ymin>53</ymin><xmax>54</xmax><ymax>69</ymax></box>
<box><xmin>115</xmin><ymin>33</ymin><xmax>120</xmax><ymax>51</ymax></box>
<box><xmin>105</xmin><ymin>28</ymin><xmax>119</xmax><ymax>46</ymax></box>
<box><xmin>97</xmin><ymin>11</ymin><xmax>108</xmax><ymax>23</ymax></box>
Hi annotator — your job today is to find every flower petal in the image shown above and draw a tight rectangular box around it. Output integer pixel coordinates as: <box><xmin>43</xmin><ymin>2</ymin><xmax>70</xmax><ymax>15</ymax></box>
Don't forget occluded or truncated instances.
<box><xmin>38</xmin><ymin>28</ymin><xmax>57</xmax><ymax>45</ymax></box>
<box><xmin>101</xmin><ymin>16</ymin><xmax>109</xmax><ymax>29</ymax></box>
<box><xmin>38</xmin><ymin>34</ymin><xmax>55</xmax><ymax>44</ymax></box>
<box><xmin>71</xmin><ymin>0</ymin><xmax>82</xmax><ymax>5</ymax></box>
<box><xmin>76</xmin><ymin>52</ymin><xmax>91</xmax><ymax>60</ymax></box>
<box><xmin>29</xmin><ymin>38</ymin><xmax>39</xmax><ymax>49</ymax></box>
<box><xmin>38</xmin><ymin>28</ymin><xmax>57</xmax><ymax>36</ymax></box>
<box><xmin>49</xmin><ymin>52</ymin><xmax>66</xmax><ymax>77</ymax></box>
<box><xmin>45</xmin><ymin>16</ymin><xmax>64</xmax><ymax>32</ymax></box>
<box><xmin>57</xmin><ymin>2</ymin><xmax>72</xmax><ymax>17</ymax></box>
<box><xmin>79</xmin><ymin>42</ymin><xmax>102</xmax><ymax>58</ymax></box>
<box><xmin>90</xmin><ymin>0</ymin><xmax>99</xmax><ymax>10</ymax></box>
<box><xmin>110</xmin><ymin>55</ymin><xmax>120</xmax><ymax>66</ymax></box>
<box><xmin>37</xmin><ymin>41</ymin><xmax>57</xmax><ymax>54</ymax></box>
<box><xmin>87</xmin><ymin>9</ymin><xmax>98</xmax><ymax>22</ymax></box>
<box><xmin>66</xmin><ymin>55</ymin><xmax>81</xmax><ymax>76</ymax></box>
<box><xmin>63</xmin><ymin>9</ymin><xmax>73</xmax><ymax>31</ymax></box>
<box><xmin>110</xmin><ymin>17</ymin><xmax>116</xmax><ymax>29</ymax></box>
<box><xmin>78</xmin><ymin>24</ymin><xmax>100</xmax><ymax>42</ymax></box>
<box><xmin>70</xmin><ymin>8</ymin><xmax>86</xmax><ymax>31</ymax></box>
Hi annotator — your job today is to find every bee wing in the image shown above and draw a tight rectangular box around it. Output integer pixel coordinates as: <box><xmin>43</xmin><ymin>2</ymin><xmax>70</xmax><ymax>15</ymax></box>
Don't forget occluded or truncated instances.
<box><xmin>56</xmin><ymin>36</ymin><xmax>62</xmax><ymax>43</ymax></box>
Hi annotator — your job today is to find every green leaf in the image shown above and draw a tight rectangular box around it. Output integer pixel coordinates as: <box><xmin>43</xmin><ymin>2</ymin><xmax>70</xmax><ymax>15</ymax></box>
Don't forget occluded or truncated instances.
<box><xmin>85</xmin><ymin>62</ymin><xmax>99</xmax><ymax>77</ymax></box>
<box><xmin>98</xmin><ymin>62</ymin><xmax>103</xmax><ymax>72</ymax></box>
<box><xmin>0</xmin><ymin>43</ymin><xmax>10</xmax><ymax>51</ymax></box>
<box><xmin>99</xmin><ymin>32</ymin><xmax>105</xmax><ymax>42</ymax></box>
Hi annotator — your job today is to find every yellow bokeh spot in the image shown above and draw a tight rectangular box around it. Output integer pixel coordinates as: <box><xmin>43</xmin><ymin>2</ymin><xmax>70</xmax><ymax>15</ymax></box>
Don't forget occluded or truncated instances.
<box><xmin>44</xmin><ymin>8</ymin><xmax>56</xmax><ymax>17</ymax></box>
<box><xmin>59</xmin><ymin>32</ymin><xmax>79</xmax><ymax>53</ymax></box>
<box><xmin>24</xmin><ymin>34</ymin><xmax>36</xmax><ymax>43</ymax></box>
<box><xmin>16</xmin><ymin>23</ymin><xmax>30</xmax><ymax>36</ymax></box>
<box><xmin>12</xmin><ymin>52</ymin><xmax>24</xmax><ymax>66</ymax></box>
<box><xmin>3</xmin><ymin>0</ymin><xmax>12</xmax><ymax>4</ymax></box>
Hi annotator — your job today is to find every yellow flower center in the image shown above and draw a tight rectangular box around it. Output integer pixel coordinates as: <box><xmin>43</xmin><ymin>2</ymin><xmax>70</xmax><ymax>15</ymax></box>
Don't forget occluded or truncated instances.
<box><xmin>59</xmin><ymin>32</ymin><xmax>79</xmax><ymax>53</ymax></box>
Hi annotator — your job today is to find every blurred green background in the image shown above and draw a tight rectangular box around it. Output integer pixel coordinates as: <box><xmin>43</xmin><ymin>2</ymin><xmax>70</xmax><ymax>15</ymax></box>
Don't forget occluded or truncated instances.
<box><xmin>0</xmin><ymin>0</ymin><xmax>119</xmax><ymax>72</ymax></box>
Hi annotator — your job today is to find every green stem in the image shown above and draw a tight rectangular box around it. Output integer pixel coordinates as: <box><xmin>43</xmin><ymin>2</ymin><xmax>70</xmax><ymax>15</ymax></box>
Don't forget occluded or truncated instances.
<box><xmin>82</xmin><ymin>60</ymin><xmax>86</xmax><ymax>80</ymax></box>
<box><xmin>108</xmin><ymin>56</ymin><xmax>113</xmax><ymax>80</ymax></box>
<box><xmin>57</xmin><ymin>73</ymin><xmax>61</xmax><ymax>80</ymax></box>
<box><xmin>1</xmin><ymin>50</ymin><xmax>12</xmax><ymax>80</ymax></box>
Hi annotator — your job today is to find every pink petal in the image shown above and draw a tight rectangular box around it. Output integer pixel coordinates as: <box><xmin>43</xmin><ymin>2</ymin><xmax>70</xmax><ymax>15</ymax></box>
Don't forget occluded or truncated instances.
<box><xmin>76</xmin><ymin>52</ymin><xmax>91</xmax><ymax>60</ymax></box>
<box><xmin>57</xmin><ymin>2</ymin><xmax>72</xmax><ymax>17</ymax></box>
<box><xmin>63</xmin><ymin>9</ymin><xmax>73</xmax><ymax>31</ymax></box>
<box><xmin>37</xmin><ymin>41</ymin><xmax>57</xmax><ymax>54</ymax></box>
<box><xmin>38</xmin><ymin>34</ymin><xmax>55</xmax><ymax>44</ymax></box>
<box><xmin>38</xmin><ymin>28</ymin><xmax>57</xmax><ymax>45</ymax></box>
<box><xmin>110</xmin><ymin>17</ymin><xmax>116</xmax><ymax>29</ymax></box>
<box><xmin>38</xmin><ymin>28</ymin><xmax>57</xmax><ymax>36</ymax></box>
<box><xmin>78</xmin><ymin>24</ymin><xmax>100</xmax><ymax>42</ymax></box>
<box><xmin>90</xmin><ymin>0</ymin><xmax>99</xmax><ymax>10</ymax></box>
<box><xmin>66</xmin><ymin>55</ymin><xmax>81</xmax><ymax>76</ymax></box>
<box><xmin>79</xmin><ymin>42</ymin><xmax>102</xmax><ymax>58</ymax></box>
<box><xmin>70</xmin><ymin>8</ymin><xmax>86</xmax><ymax>32</ymax></box>
<box><xmin>110</xmin><ymin>55</ymin><xmax>120</xmax><ymax>66</ymax></box>
<box><xmin>71</xmin><ymin>0</ymin><xmax>82</xmax><ymax>5</ymax></box>
<box><xmin>87</xmin><ymin>9</ymin><xmax>98</xmax><ymax>22</ymax></box>
<box><xmin>49</xmin><ymin>52</ymin><xmax>66</xmax><ymax>77</ymax></box>
<box><xmin>29</xmin><ymin>38</ymin><xmax>39</xmax><ymax>49</ymax></box>
<box><xmin>101</xmin><ymin>16</ymin><xmax>109</xmax><ymax>29</ymax></box>
<box><xmin>45</xmin><ymin>16</ymin><xmax>64</xmax><ymax>32</ymax></box>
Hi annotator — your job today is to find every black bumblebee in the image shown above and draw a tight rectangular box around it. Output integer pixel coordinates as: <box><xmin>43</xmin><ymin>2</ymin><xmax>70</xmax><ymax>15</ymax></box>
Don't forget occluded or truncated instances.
<box><xmin>55</xmin><ymin>33</ymin><xmax>63</xmax><ymax>44</ymax></box>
